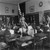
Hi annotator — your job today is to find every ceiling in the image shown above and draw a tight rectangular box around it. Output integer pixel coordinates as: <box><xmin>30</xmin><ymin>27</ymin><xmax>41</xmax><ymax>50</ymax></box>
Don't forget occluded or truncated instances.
<box><xmin>0</xmin><ymin>0</ymin><xmax>28</xmax><ymax>5</ymax></box>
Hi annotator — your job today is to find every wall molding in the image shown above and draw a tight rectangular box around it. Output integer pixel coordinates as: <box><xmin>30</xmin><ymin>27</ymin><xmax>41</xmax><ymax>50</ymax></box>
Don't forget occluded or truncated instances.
<box><xmin>0</xmin><ymin>2</ymin><xmax>17</xmax><ymax>6</ymax></box>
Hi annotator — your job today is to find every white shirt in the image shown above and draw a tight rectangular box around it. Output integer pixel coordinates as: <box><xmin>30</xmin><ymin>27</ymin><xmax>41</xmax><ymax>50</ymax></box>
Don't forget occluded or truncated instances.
<box><xmin>18</xmin><ymin>27</ymin><xmax>27</xmax><ymax>33</ymax></box>
<box><xmin>9</xmin><ymin>29</ymin><xmax>14</xmax><ymax>35</ymax></box>
<box><xmin>28</xmin><ymin>26</ymin><xmax>34</xmax><ymax>37</ymax></box>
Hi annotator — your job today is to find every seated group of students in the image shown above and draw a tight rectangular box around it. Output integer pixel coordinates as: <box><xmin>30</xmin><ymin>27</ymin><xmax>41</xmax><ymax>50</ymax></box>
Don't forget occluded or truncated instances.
<box><xmin>1</xmin><ymin>13</ymin><xmax>50</xmax><ymax>49</ymax></box>
<box><xmin>0</xmin><ymin>19</ymin><xmax>35</xmax><ymax>50</ymax></box>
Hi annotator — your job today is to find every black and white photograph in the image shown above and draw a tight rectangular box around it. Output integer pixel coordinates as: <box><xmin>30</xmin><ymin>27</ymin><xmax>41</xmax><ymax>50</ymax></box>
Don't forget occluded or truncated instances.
<box><xmin>0</xmin><ymin>0</ymin><xmax>50</xmax><ymax>50</ymax></box>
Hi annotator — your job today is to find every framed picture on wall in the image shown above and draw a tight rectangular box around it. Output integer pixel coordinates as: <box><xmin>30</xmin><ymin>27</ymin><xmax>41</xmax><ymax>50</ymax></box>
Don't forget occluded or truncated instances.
<box><xmin>0</xmin><ymin>17</ymin><xmax>2</xmax><ymax>21</ymax></box>
<box><xmin>12</xmin><ymin>9</ymin><xmax>14</xmax><ymax>13</ymax></box>
<box><xmin>29</xmin><ymin>6</ymin><xmax>34</xmax><ymax>12</ymax></box>
<box><xmin>39</xmin><ymin>1</ymin><xmax>43</xmax><ymax>7</ymax></box>
<box><xmin>5</xmin><ymin>7</ymin><xmax>9</xmax><ymax>13</ymax></box>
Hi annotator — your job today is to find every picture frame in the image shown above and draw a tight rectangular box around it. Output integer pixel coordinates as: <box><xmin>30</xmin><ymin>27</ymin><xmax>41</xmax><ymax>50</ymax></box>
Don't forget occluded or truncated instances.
<box><xmin>29</xmin><ymin>6</ymin><xmax>34</xmax><ymax>12</ymax></box>
<box><xmin>39</xmin><ymin>1</ymin><xmax>43</xmax><ymax>7</ymax></box>
<box><xmin>5</xmin><ymin>7</ymin><xmax>9</xmax><ymax>13</ymax></box>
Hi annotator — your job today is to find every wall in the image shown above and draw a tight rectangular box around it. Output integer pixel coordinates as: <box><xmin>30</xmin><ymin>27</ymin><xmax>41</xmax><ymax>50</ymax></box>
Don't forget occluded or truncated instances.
<box><xmin>0</xmin><ymin>3</ymin><xmax>18</xmax><ymax>15</ymax></box>
<box><xmin>19</xmin><ymin>0</ymin><xmax>27</xmax><ymax>3</ymax></box>
<box><xmin>26</xmin><ymin>0</ymin><xmax>50</xmax><ymax>14</ymax></box>
<box><xmin>0</xmin><ymin>0</ymin><xmax>18</xmax><ymax>5</ymax></box>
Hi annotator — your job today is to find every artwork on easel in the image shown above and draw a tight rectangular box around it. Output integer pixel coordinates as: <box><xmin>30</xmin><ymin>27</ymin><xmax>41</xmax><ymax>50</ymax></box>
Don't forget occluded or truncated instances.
<box><xmin>5</xmin><ymin>7</ymin><xmax>9</xmax><ymax>13</ymax></box>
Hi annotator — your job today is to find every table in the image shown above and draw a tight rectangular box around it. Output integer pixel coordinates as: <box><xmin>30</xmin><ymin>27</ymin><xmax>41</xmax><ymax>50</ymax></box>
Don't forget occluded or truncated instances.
<box><xmin>16</xmin><ymin>36</ymin><xmax>33</xmax><ymax>42</ymax></box>
<box><xmin>35</xmin><ymin>33</ymin><xmax>47</xmax><ymax>38</ymax></box>
<box><xmin>6</xmin><ymin>32</ymin><xmax>47</xmax><ymax>50</ymax></box>
<box><xmin>7</xmin><ymin>34</ymin><xmax>20</xmax><ymax>42</ymax></box>
<box><xmin>15</xmin><ymin>36</ymin><xmax>34</xmax><ymax>47</ymax></box>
